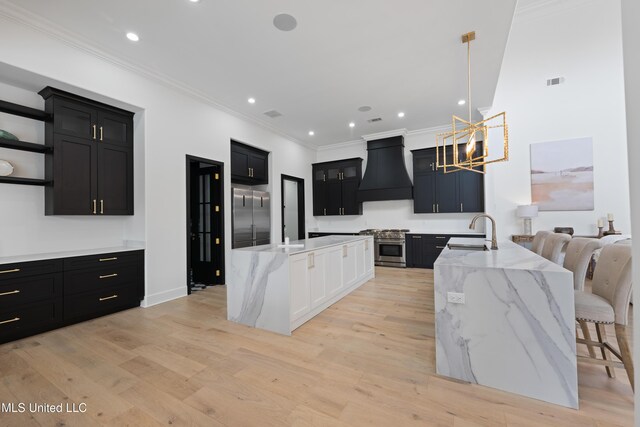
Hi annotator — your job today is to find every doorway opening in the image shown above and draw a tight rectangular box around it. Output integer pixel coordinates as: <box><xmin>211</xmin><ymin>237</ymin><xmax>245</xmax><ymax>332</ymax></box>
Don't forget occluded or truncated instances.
<box><xmin>186</xmin><ymin>155</ymin><xmax>225</xmax><ymax>294</ymax></box>
<box><xmin>281</xmin><ymin>174</ymin><xmax>305</xmax><ymax>241</ymax></box>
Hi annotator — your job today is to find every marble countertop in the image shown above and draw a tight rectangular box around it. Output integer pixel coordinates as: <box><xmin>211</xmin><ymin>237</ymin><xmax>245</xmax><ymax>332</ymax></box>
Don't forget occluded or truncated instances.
<box><xmin>406</xmin><ymin>231</ymin><xmax>485</xmax><ymax>235</ymax></box>
<box><xmin>0</xmin><ymin>243</ymin><xmax>145</xmax><ymax>265</ymax></box>
<box><xmin>434</xmin><ymin>237</ymin><xmax>568</xmax><ymax>272</ymax></box>
<box><xmin>233</xmin><ymin>235</ymin><xmax>371</xmax><ymax>255</ymax></box>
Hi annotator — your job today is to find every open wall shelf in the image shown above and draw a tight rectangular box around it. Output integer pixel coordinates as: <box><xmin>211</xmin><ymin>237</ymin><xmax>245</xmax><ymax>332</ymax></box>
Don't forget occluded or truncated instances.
<box><xmin>0</xmin><ymin>137</ymin><xmax>50</xmax><ymax>153</ymax></box>
<box><xmin>0</xmin><ymin>100</ymin><xmax>50</xmax><ymax>121</ymax></box>
<box><xmin>0</xmin><ymin>176</ymin><xmax>50</xmax><ymax>186</ymax></box>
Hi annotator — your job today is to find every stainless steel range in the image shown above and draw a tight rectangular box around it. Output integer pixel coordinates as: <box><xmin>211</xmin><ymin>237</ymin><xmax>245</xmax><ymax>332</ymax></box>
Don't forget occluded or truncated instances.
<box><xmin>359</xmin><ymin>229</ymin><xmax>409</xmax><ymax>268</ymax></box>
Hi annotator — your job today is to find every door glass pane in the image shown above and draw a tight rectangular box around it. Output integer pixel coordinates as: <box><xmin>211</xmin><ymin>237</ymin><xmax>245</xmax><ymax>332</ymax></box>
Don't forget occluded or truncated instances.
<box><xmin>199</xmin><ymin>233</ymin><xmax>204</xmax><ymax>262</ymax></box>
<box><xmin>379</xmin><ymin>244</ymin><xmax>402</xmax><ymax>257</ymax></box>
<box><xmin>415</xmin><ymin>157</ymin><xmax>432</xmax><ymax>173</ymax></box>
<box><xmin>199</xmin><ymin>176</ymin><xmax>204</xmax><ymax>202</ymax></box>
<box><xmin>315</xmin><ymin>170</ymin><xmax>325</xmax><ymax>181</ymax></box>
<box><xmin>205</xmin><ymin>234</ymin><xmax>211</xmax><ymax>262</ymax></box>
<box><xmin>204</xmin><ymin>204</ymin><xmax>211</xmax><ymax>232</ymax></box>
<box><xmin>343</xmin><ymin>166</ymin><xmax>357</xmax><ymax>178</ymax></box>
<box><xmin>205</xmin><ymin>177</ymin><xmax>210</xmax><ymax>203</ymax></box>
<box><xmin>327</xmin><ymin>168</ymin><xmax>340</xmax><ymax>180</ymax></box>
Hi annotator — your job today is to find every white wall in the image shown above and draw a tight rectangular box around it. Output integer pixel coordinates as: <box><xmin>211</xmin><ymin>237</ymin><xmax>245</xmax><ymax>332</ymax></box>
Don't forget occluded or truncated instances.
<box><xmin>485</xmin><ymin>0</ymin><xmax>629</xmax><ymax>240</ymax></box>
<box><xmin>313</xmin><ymin>129</ymin><xmax>483</xmax><ymax>233</ymax></box>
<box><xmin>0</xmin><ymin>14</ymin><xmax>316</xmax><ymax>306</ymax></box>
<box><xmin>620</xmin><ymin>0</ymin><xmax>640</xmax><ymax>421</ymax></box>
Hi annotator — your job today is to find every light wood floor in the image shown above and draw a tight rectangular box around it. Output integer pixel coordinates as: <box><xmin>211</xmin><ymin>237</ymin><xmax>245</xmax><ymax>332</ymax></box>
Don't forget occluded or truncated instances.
<box><xmin>0</xmin><ymin>267</ymin><xmax>633</xmax><ymax>426</ymax></box>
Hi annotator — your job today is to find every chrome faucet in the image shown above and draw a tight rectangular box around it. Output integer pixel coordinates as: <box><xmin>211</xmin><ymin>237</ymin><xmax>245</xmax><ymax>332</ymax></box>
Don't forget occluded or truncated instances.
<box><xmin>469</xmin><ymin>214</ymin><xmax>498</xmax><ymax>250</ymax></box>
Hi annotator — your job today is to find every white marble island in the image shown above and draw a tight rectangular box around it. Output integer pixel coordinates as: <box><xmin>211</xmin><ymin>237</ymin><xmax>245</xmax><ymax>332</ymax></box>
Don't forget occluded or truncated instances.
<box><xmin>228</xmin><ymin>235</ymin><xmax>374</xmax><ymax>335</ymax></box>
<box><xmin>434</xmin><ymin>238</ymin><xmax>577</xmax><ymax>408</ymax></box>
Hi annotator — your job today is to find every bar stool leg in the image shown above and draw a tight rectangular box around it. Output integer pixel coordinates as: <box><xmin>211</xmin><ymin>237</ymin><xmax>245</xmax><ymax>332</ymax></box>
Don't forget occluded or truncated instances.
<box><xmin>596</xmin><ymin>323</ymin><xmax>616</xmax><ymax>378</ymax></box>
<box><xmin>615</xmin><ymin>323</ymin><xmax>634</xmax><ymax>391</ymax></box>
<box><xmin>578</xmin><ymin>320</ymin><xmax>597</xmax><ymax>358</ymax></box>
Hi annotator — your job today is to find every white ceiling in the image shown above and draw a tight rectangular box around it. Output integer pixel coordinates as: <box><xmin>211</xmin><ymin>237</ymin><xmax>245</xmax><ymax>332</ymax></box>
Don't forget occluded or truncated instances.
<box><xmin>3</xmin><ymin>0</ymin><xmax>517</xmax><ymax>147</ymax></box>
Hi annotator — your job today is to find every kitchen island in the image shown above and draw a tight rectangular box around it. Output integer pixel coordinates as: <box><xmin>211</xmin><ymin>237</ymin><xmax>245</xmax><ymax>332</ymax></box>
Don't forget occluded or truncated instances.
<box><xmin>434</xmin><ymin>238</ymin><xmax>577</xmax><ymax>408</ymax></box>
<box><xmin>227</xmin><ymin>235</ymin><xmax>374</xmax><ymax>335</ymax></box>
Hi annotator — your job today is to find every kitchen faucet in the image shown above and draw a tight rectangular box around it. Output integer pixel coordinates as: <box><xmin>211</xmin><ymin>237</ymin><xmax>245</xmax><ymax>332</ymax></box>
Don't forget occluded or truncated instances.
<box><xmin>469</xmin><ymin>214</ymin><xmax>498</xmax><ymax>250</ymax></box>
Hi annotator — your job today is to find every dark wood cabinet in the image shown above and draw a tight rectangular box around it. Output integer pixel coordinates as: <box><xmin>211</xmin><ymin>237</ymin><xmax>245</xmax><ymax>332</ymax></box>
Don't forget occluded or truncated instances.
<box><xmin>412</xmin><ymin>146</ymin><xmax>484</xmax><ymax>214</ymax></box>
<box><xmin>40</xmin><ymin>87</ymin><xmax>135</xmax><ymax>216</ymax></box>
<box><xmin>312</xmin><ymin>158</ymin><xmax>363</xmax><ymax>216</ymax></box>
<box><xmin>0</xmin><ymin>249</ymin><xmax>144</xmax><ymax>344</ymax></box>
<box><xmin>406</xmin><ymin>233</ymin><xmax>484</xmax><ymax>268</ymax></box>
<box><xmin>231</xmin><ymin>141</ymin><xmax>269</xmax><ymax>185</ymax></box>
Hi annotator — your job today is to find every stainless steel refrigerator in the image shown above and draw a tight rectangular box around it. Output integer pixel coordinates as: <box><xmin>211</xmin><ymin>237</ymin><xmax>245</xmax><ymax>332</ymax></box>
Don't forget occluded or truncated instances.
<box><xmin>232</xmin><ymin>188</ymin><xmax>271</xmax><ymax>248</ymax></box>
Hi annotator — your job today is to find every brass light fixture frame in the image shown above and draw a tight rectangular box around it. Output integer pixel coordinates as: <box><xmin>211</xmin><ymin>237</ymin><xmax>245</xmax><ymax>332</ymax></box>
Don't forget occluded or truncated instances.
<box><xmin>436</xmin><ymin>31</ymin><xmax>509</xmax><ymax>174</ymax></box>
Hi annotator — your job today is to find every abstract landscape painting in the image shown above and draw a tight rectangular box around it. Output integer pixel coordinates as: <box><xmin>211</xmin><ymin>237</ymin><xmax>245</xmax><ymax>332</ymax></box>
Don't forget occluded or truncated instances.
<box><xmin>530</xmin><ymin>137</ymin><xmax>594</xmax><ymax>211</ymax></box>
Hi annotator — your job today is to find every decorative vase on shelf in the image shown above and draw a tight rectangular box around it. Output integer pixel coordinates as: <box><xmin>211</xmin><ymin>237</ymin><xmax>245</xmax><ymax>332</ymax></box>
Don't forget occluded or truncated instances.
<box><xmin>0</xmin><ymin>129</ymin><xmax>19</xmax><ymax>141</ymax></box>
<box><xmin>0</xmin><ymin>160</ymin><xmax>14</xmax><ymax>176</ymax></box>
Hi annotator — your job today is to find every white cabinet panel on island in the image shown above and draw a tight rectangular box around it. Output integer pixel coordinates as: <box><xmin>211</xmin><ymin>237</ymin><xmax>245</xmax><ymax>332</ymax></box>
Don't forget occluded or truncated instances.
<box><xmin>228</xmin><ymin>236</ymin><xmax>375</xmax><ymax>335</ymax></box>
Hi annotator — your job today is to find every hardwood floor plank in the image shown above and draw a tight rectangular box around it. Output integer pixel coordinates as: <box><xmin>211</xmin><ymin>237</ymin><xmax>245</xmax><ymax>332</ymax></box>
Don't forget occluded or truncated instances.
<box><xmin>0</xmin><ymin>266</ymin><xmax>632</xmax><ymax>426</ymax></box>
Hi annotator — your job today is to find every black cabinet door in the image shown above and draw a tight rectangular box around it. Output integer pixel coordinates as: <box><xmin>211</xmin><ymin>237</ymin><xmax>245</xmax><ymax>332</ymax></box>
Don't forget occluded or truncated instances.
<box><xmin>326</xmin><ymin>181</ymin><xmax>342</xmax><ymax>216</ymax></box>
<box><xmin>458</xmin><ymin>168</ymin><xmax>484</xmax><ymax>213</ymax></box>
<box><xmin>312</xmin><ymin>167</ymin><xmax>327</xmax><ymax>216</ymax></box>
<box><xmin>231</xmin><ymin>150</ymin><xmax>249</xmax><ymax>179</ymax></box>
<box><xmin>248</xmin><ymin>153</ymin><xmax>267</xmax><ymax>183</ymax></box>
<box><xmin>406</xmin><ymin>235</ymin><xmax>424</xmax><ymax>267</ymax></box>
<box><xmin>413</xmin><ymin>174</ymin><xmax>436</xmax><ymax>213</ymax></box>
<box><xmin>97</xmin><ymin>144</ymin><xmax>133</xmax><ymax>215</ymax></box>
<box><xmin>435</xmin><ymin>171</ymin><xmax>458</xmax><ymax>213</ymax></box>
<box><xmin>50</xmin><ymin>135</ymin><xmax>97</xmax><ymax>215</ymax></box>
<box><xmin>341</xmin><ymin>179</ymin><xmax>361</xmax><ymax>215</ymax></box>
<box><xmin>413</xmin><ymin>153</ymin><xmax>436</xmax><ymax>175</ymax></box>
<box><xmin>98</xmin><ymin>111</ymin><xmax>132</xmax><ymax>147</ymax></box>
<box><xmin>53</xmin><ymin>98</ymin><xmax>97</xmax><ymax>140</ymax></box>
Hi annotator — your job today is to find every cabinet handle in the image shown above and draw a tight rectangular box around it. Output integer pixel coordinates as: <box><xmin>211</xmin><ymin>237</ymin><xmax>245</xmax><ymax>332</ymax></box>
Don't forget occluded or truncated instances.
<box><xmin>92</xmin><ymin>199</ymin><xmax>97</xmax><ymax>214</ymax></box>
<box><xmin>0</xmin><ymin>268</ymin><xmax>20</xmax><ymax>274</ymax></box>
<box><xmin>99</xmin><ymin>294</ymin><xmax>118</xmax><ymax>302</ymax></box>
<box><xmin>412</xmin><ymin>236</ymin><xmax>422</xmax><ymax>239</ymax></box>
<box><xmin>437</xmin><ymin>204</ymin><xmax>439</xmax><ymax>213</ymax></box>
<box><xmin>323</xmin><ymin>173</ymin><xmax>326</xmax><ymax>182</ymax></box>
<box><xmin>460</xmin><ymin>203</ymin><xmax>463</xmax><ymax>212</ymax></box>
<box><xmin>99</xmin><ymin>257</ymin><xmax>118</xmax><ymax>262</ymax></box>
<box><xmin>432</xmin><ymin>204</ymin><xmax>435</xmax><ymax>213</ymax></box>
<box><xmin>0</xmin><ymin>317</ymin><xmax>20</xmax><ymax>325</ymax></box>
<box><xmin>323</xmin><ymin>208</ymin><xmax>326</xmax><ymax>216</ymax></box>
<box><xmin>100</xmin><ymin>200</ymin><xmax>104</xmax><ymax>214</ymax></box>
<box><xmin>0</xmin><ymin>290</ymin><xmax>20</xmax><ymax>297</ymax></box>
<box><xmin>435</xmin><ymin>236</ymin><xmax>447</xmax><ymax>239</ymax></box>
<box><xmin>92</xmin><ymin>124</ymin><xmax>97</xmax><ymax>140</ymax></box>
<box><xmin>99</xmin><ymin>126</ymin><xmax>103</xmax><ymax>141</ymax></box>
<box><xmin>431</xmin><ymin>162</ymin><xmax>434</xmax><ymax>171</ymax></box>
<box><xmin>99</xmin><ymin>273</ymin><xmax>118</xmax><ymax>279</ymax></box>
<box><xmin>307</xmin><ymin>253</ymin><xmax>314</xmax><ymax>269</ymax></box>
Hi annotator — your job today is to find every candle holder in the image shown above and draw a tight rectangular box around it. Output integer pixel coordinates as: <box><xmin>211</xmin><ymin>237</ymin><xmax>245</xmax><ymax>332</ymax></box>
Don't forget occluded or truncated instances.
<box><xmin>603</xmin><ymin>220</ymin><xmax>621</xmax><ymax>236</ymax></box>
<box><xmin>597</xmin><ymin>226</ymin><xmax>604</xmax><ymax>238</ymax></box>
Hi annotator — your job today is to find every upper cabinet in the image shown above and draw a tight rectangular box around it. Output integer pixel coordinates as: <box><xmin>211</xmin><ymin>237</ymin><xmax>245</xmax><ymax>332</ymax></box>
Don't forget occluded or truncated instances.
<box><xmin>230</xmin><ymin>141</ymin><xmax>269</xmax><ymax>185</ymax></box>
<box><xmin>312</xmin><ymin>158</ymin><xmax>363</xmax><ymax>216</ymax></box>
<box><xmin>39</xmin><ymin>87</ymin><xmax>134</xmax><ymax>216</ymax></box>
<box><xmin>411</xmin><ymin>144</ymin><xmax>484</xmax><ymax>214</ymax></box>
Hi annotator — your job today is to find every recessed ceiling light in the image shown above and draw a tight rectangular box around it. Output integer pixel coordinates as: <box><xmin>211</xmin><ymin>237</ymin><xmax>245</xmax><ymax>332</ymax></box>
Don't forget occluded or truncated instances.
<box><xmin>248</xmin><ymin>97</ymin><xmax>256</xmax><ymax>104</ymax></box>
<box><xmin>189</xmin><ymin>0</ymin><xmax>200</xmax><ymax>2</ymax></box>
<box><xmin>349</xmin><ymin>122</ymin><xmax>355</xmax><ymax>128</ymax></box>
<box><xmin>458</xmin><ymin>99</ymin><xmax>466</xmax><ymax>105</ymax></box>
<box><xmin>126</xmin><ymin>32</ymin><xmax>139</xmax><ymax>42</ymax></box>
<box><xmin>308</xmin><ymin>131</ymin><xmax>315</xmax><ymax>136</ymax></box>
<box><xmin>273</xmin><ymin>13</ymin><xmax>297</xmax><ymax>31</ymax></box>
<box><xmin>397</xmin><ymin>112</ymin><xmax>405</xmax><ymax>118</ymax></box>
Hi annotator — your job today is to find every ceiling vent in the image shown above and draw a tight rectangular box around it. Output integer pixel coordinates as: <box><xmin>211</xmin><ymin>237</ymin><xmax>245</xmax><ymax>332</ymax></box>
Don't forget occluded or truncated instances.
<box><xmin>367</xmin><ymin>117</ymin><xmax>383</xmax><ymax>123</ymax></box>
<box><xmin>263</xmin><ymin>110</ymin><xmax>283</xmax><ymax>118</ymax></box>
<box><xmin>546</xmin><ymin>77</ymin><xmax>565</xmax><ymax>86</ymax></box>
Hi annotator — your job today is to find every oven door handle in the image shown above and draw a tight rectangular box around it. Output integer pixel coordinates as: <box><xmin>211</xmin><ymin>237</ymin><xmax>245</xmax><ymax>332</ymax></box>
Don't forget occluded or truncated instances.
<box><xmin>376</xmin><ymin>239</ymin><xmax>406</xmax><ymax>244</ymax></box>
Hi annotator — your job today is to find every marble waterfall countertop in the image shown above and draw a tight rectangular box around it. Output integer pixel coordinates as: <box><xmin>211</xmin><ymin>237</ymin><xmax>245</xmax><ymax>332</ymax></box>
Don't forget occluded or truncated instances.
<box><xmin>232</xmin><ymin>235</ymin><xmax>371</xmax><ymax>255</ymax></box>
<box><xmin>434</xmin><ymin>238</ymin><xmax>578</xmax><ymax>408</ymax></box>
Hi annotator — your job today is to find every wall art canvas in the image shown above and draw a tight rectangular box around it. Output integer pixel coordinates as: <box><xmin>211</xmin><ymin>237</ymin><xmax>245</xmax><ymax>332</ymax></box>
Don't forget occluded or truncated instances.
<box><xmin>530</xmin><ymin>137</ymin><xmax>594</xmax><ymax>211</ymax></box>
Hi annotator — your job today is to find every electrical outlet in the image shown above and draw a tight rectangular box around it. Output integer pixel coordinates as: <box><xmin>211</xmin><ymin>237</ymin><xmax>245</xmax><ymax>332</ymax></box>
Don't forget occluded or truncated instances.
<box><xmin>447</xmin><ymin>292</ymin><xmax>465</xmax><ymax>304</ymax></box>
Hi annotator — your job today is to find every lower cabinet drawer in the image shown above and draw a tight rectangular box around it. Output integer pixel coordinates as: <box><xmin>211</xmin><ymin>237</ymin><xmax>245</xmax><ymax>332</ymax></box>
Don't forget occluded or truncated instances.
<box><xmin>64</xmin><ymin>264</ymin><xmax>138</xmax><ymax>295</ymax></box>
<box><xmin>64</xmin><ymin>284</ymin><xmax>138</xmax><ymax>321</ymax></box>
<box><xmin>0</xmin><ymin>273</ymin><xmax>63</xmax><ymax>309</ymax></box>
<box><xmin>0</xmin><ymin>298</ymin><xmax>63</xmax><ymax>343</ymax></box>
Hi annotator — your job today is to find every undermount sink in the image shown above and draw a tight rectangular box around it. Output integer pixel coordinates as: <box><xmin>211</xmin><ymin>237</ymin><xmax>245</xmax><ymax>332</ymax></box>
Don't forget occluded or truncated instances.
<box><xmin>447</xmin><ymin>243</ymin><xmax>489</xmax><ymax>251</ymax></box>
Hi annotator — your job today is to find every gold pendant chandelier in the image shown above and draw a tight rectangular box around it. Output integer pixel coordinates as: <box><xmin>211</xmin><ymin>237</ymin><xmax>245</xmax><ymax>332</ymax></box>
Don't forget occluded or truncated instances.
<box><xmin>436</xmin><ymin>31</ymin><xmax>509</xmax><ymax>174</ymax></box>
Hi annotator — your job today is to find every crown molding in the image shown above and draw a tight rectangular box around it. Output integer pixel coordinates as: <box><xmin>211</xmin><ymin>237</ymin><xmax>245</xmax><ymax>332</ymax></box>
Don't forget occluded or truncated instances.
<box><xmin>316</xmin><ymin>138</ymin><xmax>365</xmax><ymax>152</ymax></box>
<box><xmin>0</xmin><ymin>0</ymin><xmax>318</xmax><ymax>152</ymax></box>
<box><xmin>514</xmin><ymin>0</ymin><xmax>598</xmax><ymax>22</ymax></box>
<box><xmin>361</xmin><ymin>128</ymin><xmax>408</xmax><ymax>141</ymax></box>
<box><xmin>406</xmin><ymin>124</ymin><xmax>451</xmax><ymax>137</ymax></box>
<box><xmin>477</xmin><ymin>106</ymin><xmax>492</xmax><ymax>118</ymax></box>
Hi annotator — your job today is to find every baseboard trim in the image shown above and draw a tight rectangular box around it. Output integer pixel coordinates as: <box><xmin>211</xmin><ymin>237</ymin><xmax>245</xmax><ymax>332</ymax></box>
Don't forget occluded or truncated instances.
<box><xmin>141</xmin><ymin>286</ymin><xmax>187</xmax><ymax>308</ymax></box>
